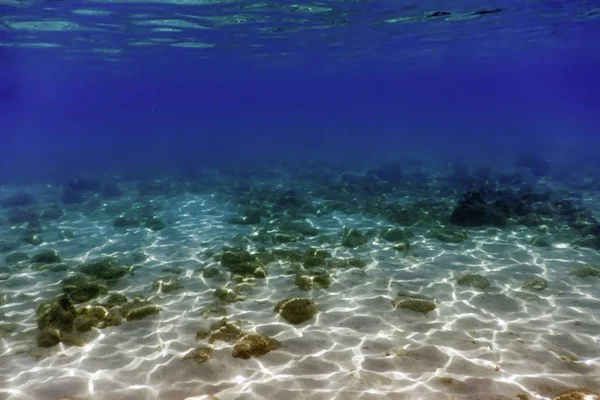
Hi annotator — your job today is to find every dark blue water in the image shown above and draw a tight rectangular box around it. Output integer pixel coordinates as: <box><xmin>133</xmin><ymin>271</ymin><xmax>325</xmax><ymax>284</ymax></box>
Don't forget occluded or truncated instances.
<box><xmin>1</xmin><ymin>0</ymin><xmax>599</xmax><ymax>182</ymax></box>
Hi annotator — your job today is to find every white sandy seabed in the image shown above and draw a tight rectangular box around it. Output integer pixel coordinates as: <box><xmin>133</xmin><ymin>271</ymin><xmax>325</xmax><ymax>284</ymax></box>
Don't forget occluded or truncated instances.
<box><xmin>0</xmin><ymin>192</ymin><xmax>599</xmax><ymax>400</ymax></box>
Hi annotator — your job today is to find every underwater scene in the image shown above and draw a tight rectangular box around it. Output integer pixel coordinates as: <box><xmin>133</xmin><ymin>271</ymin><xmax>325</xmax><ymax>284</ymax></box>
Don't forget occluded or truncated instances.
<box><xmin>1</xmin><ymin>0</ymin><xmax>600</xmax><ymax>399</ymax></box>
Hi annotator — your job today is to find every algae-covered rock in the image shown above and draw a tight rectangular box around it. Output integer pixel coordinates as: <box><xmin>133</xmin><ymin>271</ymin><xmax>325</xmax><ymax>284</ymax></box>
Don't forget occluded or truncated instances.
<box><xmin>103</xmin><ymin>292</ymin><xmax>128</xmax><ymax>309</ymax></box>
<box><xmin>457</xmin><ymin>274</ymin><xmax>490</xmax><ymax>290</ymax></box>
<box><xmin>37</xmin><ymin>328</ymin><xmax>62</xmax><ymax>348</ymax></box>
<box><xmin>152</xmin><ymin>278</ymin><xmax>183</xmax><ymax>293</ymax></box>
<box><xmin>80</xmin><ymin>257</ymin><xmax>131</xmax><ymax>281</ymax></box>
<box><xmin>522</xmin><ymin>276</ymin><xmax>549</xmax><ymax>290</ymax></box>
<box><xmin>208</xmin><ymin>319</ymin><xmax>244</xmax><ymax>343</ymax></box>
<box><xmin>183</xmin><ymin>346</ymin><xmax>213</xmax><ymax>363</ymax></box>
<box><xmin>393</xmin><ymin>241</ymin><xmax>411</xmax><ymax>252</ymax></box>
<box><xmin>530</xmin><ymin>236</ymin><xmax>551</xmax><ymax>247</ymax></box>
<box><xmin>569</xmin><ymin>265</ymin><xmax>600</xmax><ymax>278</ymax></box>
<box><xmin>32</xmin><ymin>249</ymin><xmax>61</xmax><ymax>263</ymax></box>
<box><xmin>202</xmin><ymin>266</ymin><xmax>222</xmax><ymax>279</ymax></box>
<box><xmin>393</xmin><ymin>298</ymin><xmax>437</xmax><ymax>314</ymax></box>
<box><xmin>232</xmin><ymin>334</ymin><xmax>281</xmax><ymax>359</ymax></box>
<box><xmin>303</xmin><ymin>256</ymin><xmax>327</xmax><ymax>268</ymax></box>
<box><xmin>381</xmin><ymin>228</ymin><xmax>414</xmax><ymax>243</ymax></box>
<box><xmin>275</xmin><ymin>298</ymin><xmax>318</xmax><ymax>324</ymax></box>
<box><xmin>37</xmin><ymin>295</ymin><xmax>77</xmax><ymax>332</ymax></box>
<box><xmin>342</xmin><ymin>228</ymin><xmax>368</xmax><ymax>248</ymax></box>
<box><xmin>143</xmin><ymin>217</ymin><xmax>165</xmax><ymax>231</ymax></box>
<box><xmin>62</xmin><ymin>274</ymin><xmax>108</xmax><ymax>303</ymax></box>
<box><xmin>220</xmin><ymin>249</ymin><xmax>266</xmax><ymax>276</ymax></box>
<box><xmin>228</xmin><ymin>210</ymin><xmax>261</xmax><ymax>225</ymax></box>
<box><xmin>119</xmin><ymin>299</ymin><xmax>161</xmax><ymax>321</ymax></box>
<box><xmin>214</xmin><ymin>287</ymin><xmax>246</xmax><ymax>303</ymax></box>
<box><xmin>295</xmin><ymin>275</ymin><xmax>313</xmax><ymax>291</ymax></box>
<box><xmin>393</xmin><ymin>291</ymin><xmax>437</xmax><ymax>314</ymax></box>
<box><xmin>313</xmin><ymin>273</ymin><xmax>331</xmax><ymax>289</ymax></box>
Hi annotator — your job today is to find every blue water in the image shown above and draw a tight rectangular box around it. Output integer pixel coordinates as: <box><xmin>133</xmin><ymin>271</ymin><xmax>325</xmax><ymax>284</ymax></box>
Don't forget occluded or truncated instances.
<box><xmin>1</xmin><ymin>1</ymin><xmax>600</xmax><ymax>400</ymax></box>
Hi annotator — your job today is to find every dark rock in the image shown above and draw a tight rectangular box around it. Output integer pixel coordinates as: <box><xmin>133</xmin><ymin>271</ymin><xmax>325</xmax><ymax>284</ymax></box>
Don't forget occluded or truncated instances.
<box><xmin>32</xmin><ymin>250</ymin><xmax>61</xmax><ymax>263</ymax></box>
<box><xmin>450</xmin><ymin>191</ymin><xmax>507</xmax><ymax>228</ymax></box>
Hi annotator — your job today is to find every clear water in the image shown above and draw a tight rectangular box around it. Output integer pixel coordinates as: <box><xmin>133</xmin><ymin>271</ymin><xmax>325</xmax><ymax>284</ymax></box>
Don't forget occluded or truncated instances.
<box><xmin>1</xmin><ymin>1</ymin><xmax>600</xmax><ymax>400</ymax></box>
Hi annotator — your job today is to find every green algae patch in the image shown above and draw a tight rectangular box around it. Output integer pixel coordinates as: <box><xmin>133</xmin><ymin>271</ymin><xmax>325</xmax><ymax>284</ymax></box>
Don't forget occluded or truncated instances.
<box><xmin>381</xmin><ymin>228</ymin><xmax>414</xmax><ymax>242</ymax></box>
<box><xmin>206</xmin><ymin>318</ymin><xmax>244</xmax><ymax>344</ymax></box>
<box><xmin>63</xmin><ymin>274</ymin><xmax>108</xmax><ymax>303</ymax></box>
<box><xmin>457</xmin><ymin>274</ymin><xmax>490</xmax><ymax>290</ymax></box>
<box><xmin>214</xmin><ymin>286</ymin><xmax>246</xmax><ymax>303</ymax></box>
<box><xmin>522</xmin><ymin>276</ymin><xmax>549</xmax><ymax>291</ymax></box>
<box><xmin>183</xmin><ymin>346</ymin><xmax>213</xmax><ymax>363</ymax></box>
<box><xmin>220</xmin><ymin>248</ymin><xmax>267</xmax><ymax>277</ymax></box>
<box><xmin>275</xmin><ymin>298</ymin><xmax>318</xmax><ymax>324</ymax></box>
<box><xmin>79</xmin><ymin>257</ymin><xmax>132</xmax><ymax>281</ymax></box>
<box><xmin>342</xmin><ymin>228</ymin><xmax>369</xmax><ymax>248</ymax></box>
<box><xmin>120</xmin><ymin>299</ymin><xmax>161</xmax><ymax>321</ymax></box>
<box><xmin>232</xmin><ymin>334</ymin><xmax>280</xmax><ymax>359</ymax></box>
<box><xmin>32</xmin><ymin>249</ymin><xmax>61</xmax><ymax>263</ymax></box>
<box><xmin>569</xmin><ymin>265</ymin><xmax>600</xmax><ymax>278</ymax></box>
<box><xmin>393</xmin><ymin>291</ymin><xmax>437</xmax><ymax>314</ymax></box>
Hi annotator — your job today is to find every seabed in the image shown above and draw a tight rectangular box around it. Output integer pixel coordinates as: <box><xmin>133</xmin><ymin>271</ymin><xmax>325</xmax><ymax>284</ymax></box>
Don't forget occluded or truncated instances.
<box><xmin>0</xmin><ymin>159</ymin><xmax>599</xmax><ymax>400</ymax></box>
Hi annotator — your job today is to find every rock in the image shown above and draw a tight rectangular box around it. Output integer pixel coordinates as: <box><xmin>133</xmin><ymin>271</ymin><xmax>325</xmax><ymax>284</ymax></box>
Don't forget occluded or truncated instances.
<box><xmin>37</xmin><ymin>328</ymin><xmax>62</xmax><ymax>347</ymax></box>
<box><xmin>63</xmin><ymin>275</ymin><xmax>108</xmax><ymax>303</ymax></box>
<box><xmin>553</xmin><ymin>391</ymin><xmax>599</xmax><ymax>400</ymax></box>
<box><xmin>36</xmin><ymin>295</ymin><xmax>77</xmax><ymax>332</ymax></box>
<box><xmin>183</xmin><ymin>347</ymin><xmax>213</xmax><ymax>363</ymax></box>
<box><xmin>393</xmin><ymin>291</ymin><xmax>437</xmax><ymax>314</ymax></box>
<box><xmin>530</xmin><ymin>236</ymin><xmax>551</xmax><ymax>247</ymax></box>
<box><xmin>381</xmin><ymin>228</ymin><xmax>413</xmax><ymax>242</ymax></box>
<box><xmin>522</xmin><ymin>276</ymin><xmax>548</xmax><ymax>290</ymax></box>
<box><xmin>79</xmin><ymin>257</ymin><xmax>131</xmax><ymax>281</ymax></box>
<box><xmin>103</xmin><ymin>292</ymin><xmax>128</xmax><ymax>309</ymax></box>
<box><xmin>143</xmin><ymin>217</ymin><xmax>165</xmax><ymax>231</ymax></box>
<box><xmin>228</xmin><ymin>210</ymin><xmax>261</xmax><ymax>225</ymax></box>
<box><xmin>119</xmin><ymin>299</ymin><xmax>161</xmax><ymax>321</ymax></box>
<box><xmin>428</xmin><ymin>227</ymin><xmax>468</xmax><ymax>243</ymax></box>
<box><xmin>295</xmin><ymin>275</ymin><xmax>313</xmax><ymax>291</ymax></box>
<box><xmin>342</xmin><ymin>228</ymin><xmax>368</xmax><ymax>248</ymax></box>
<box><xmin>220</xmin><ymin>249</ymin><xmax>266</xmax><ymax>276</ymax></box>
<box><xmin>232</xmin><ymin>334</ymin><xmax>280</xmax><ymax>359</ymax></box>
<box><xmin>393</xmin><ymin>298</ymin><xmax>437</xmax><ymax>314</ymax></box>
<box><xmin>201</xmin><ymin>266</ymin><xmax>221</xmax><ymax>278</ymax></box>
<box><xmin>208</xmin><ymin>319</ymin><xmax>244</xmax><ymax>343</ymax></box>
<box><xmin>214</xmin><ymin>287</ymin><xmax>246</xmax><ymax>303</ymax></box>
<box><xmin>450</xmin><ymin>191</ymin><xmax>507</xmax><ymax>228</ymax></box>
<box><xmin>457</xmin><ymin>274</ymin><xmax>490</xmax><ymax>290</ymax></box>
<box><xmin>275</xmin><ymin>298</ymin><xmax>318</xmax><ymax>324</ymax></box>
<box><xmin>394</xmin><ymin>241</ymin><xmax>411</xmax><ymax>252</ymax></box>
<box><xmin>569</xmin><ymin>265</ymin><xmax>600</xmax><ymax>278</ymax></box>
<box><xmin>313</xmin><ymin>273</ymin><xmax>331</xmax><ymax>289</ymax></box>
<box><xmin>32</xmin><ymin>249</ymin><xmax>61</xmax><ymax>263</ymax></box>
